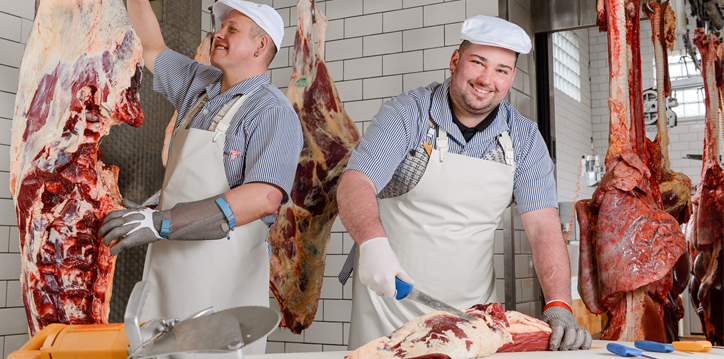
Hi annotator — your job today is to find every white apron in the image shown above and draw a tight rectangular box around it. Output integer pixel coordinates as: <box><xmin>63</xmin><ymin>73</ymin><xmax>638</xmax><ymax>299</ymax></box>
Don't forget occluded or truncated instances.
<box><xmin>348</xmin><ymin>120</ymin><xmax>516</xmax><ymax>349</ymax></box>
<box><xmin>142</xmin><ymin>88</ymin><xmax>270</xmax><ymax>354</ymax></box>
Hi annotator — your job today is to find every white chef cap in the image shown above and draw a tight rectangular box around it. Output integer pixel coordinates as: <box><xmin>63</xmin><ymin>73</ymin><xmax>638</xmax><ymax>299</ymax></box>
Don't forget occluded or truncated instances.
<box><xmin>460</xmin><ymin>15</ymin><xmax>531</xmax><ymax>54</ymax></box>
<box><xmin>213</xmin><ymin>0</ymin><xmax>284</xmax><ymax>51</ymax></box>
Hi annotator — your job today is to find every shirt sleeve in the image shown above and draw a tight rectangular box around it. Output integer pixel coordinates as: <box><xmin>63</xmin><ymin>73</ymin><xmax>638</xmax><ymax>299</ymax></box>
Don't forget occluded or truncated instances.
<box><xmin>152</xmin><ymin>49</ymin><xmax>219</xmax><ymax>111</ymax></box>
<box><xmin>345</xmin><ymin>97</ymin><xmax>415</xmax><ymax>193</ymax></box>
<box><xmin>512</xmin><ymin>123</ymin><xmax>559</xmax><ymax>213</ymax></box>
<box><xmin>230</xmin><ymin>106</ymin><xmax>303</xmax><ymax>204</ymax></box>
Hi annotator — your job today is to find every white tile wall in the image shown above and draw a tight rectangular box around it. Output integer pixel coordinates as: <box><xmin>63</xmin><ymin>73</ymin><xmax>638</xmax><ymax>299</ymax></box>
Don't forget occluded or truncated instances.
<box><xmin>1</xmin><ymin>1</ymin><xmax>34</xmax><ymax>355</ymax></box>
<box><xmin>554</xmin><ymin>28</ymin><xmax>596</xmax><ymax>203</ymax></box>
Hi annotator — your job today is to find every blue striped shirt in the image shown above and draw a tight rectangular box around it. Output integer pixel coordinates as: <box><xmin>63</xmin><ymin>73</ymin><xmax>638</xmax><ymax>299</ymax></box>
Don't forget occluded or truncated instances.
<box><xmin>346</xmin><ymin>78</ymin><xmax>558</xmax><ymax>213</ymax></box>
<box><xmin>154</xmin><ymin>49</ymin><xmax>304</xmax><ymax>226</ymax></box>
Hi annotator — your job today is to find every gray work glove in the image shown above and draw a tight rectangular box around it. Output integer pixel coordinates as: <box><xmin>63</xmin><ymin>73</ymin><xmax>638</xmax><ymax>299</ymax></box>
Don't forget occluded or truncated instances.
<box><xmin>100</xmin><ymin>194</ymin><xmax>232</xmax><ymax>256</ymax></box>
<box><xmin>543</xmin><ymin>306</ymin><xmax>593</xmax><ymax>351</ymax></box>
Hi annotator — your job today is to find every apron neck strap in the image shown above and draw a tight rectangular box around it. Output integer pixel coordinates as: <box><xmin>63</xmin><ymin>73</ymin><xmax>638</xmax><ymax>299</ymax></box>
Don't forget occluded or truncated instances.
<box><xmin>211</xmin><ymin>85</ymin><xmax>263</xmax><ymax>142</ymax></box>
<box><xmin>177</xmin><ymin>93</ymin><xmax>210</xmax><ymax>133</ymax></box>
<box><xmin>428</xmin><ymin>84</ymin><xmax>448</xmax><ymax>161</ymax></box>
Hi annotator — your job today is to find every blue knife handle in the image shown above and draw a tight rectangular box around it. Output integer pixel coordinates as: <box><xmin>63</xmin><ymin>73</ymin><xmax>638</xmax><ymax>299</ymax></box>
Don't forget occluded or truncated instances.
<box><xmin>395</xmin><ymin>277</ymin><xmax>413</xmax><ymax>300</ymax></box>
<box><xmin>635</xmin><ymin>341</ymin><xmax>674</xmax><ymax>353</ymax></box>
<box><xmin>607</xmin><ymin>343</ymin><xmax>642</xmax><ymax>357</ymax></box>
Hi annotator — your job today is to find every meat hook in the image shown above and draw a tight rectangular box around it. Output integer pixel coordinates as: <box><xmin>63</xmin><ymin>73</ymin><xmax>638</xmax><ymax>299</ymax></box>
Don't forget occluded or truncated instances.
<box><xmin>311</xmin><ymin>0</ymin><xmax>316</xmax><ymax>24</ymax></box>
<box><xmin>209</xmin><ymin>5</ymin><xmax>216</xmax><ymax>33</ymax></box>
<box><xmin>645</xmin><ymin>0</ymin><xmax>654</xmax><ymax>13</ymax></box>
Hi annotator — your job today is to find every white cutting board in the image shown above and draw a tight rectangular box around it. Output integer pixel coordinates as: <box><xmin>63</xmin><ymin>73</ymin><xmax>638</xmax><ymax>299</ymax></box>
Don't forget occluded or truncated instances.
<box><xmin>246</xmin><ymin>340</ymin><xmax>721</xmax><ymax>358</ymax></box>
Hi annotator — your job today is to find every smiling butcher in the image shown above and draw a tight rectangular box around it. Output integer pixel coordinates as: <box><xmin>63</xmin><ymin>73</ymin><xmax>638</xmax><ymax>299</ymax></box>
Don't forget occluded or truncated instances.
<box><xmin>337</xmin><ymin>15</ymin><xmax>592</xmax><ymax>351</ymax></box>
<box><xmin>97</xmin><ymin>0</ymin><xmax>302</xmax><ymax>354</ymax></box>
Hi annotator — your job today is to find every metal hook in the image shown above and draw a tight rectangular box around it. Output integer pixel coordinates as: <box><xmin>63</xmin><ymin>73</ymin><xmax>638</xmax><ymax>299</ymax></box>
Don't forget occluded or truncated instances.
<box><xmin>208</xmin><ymin>5</ymin><xmax>216</xmax><ymax>33</ymax></box>
<box><xmin>311</xmin><ymin>0</ymin><xmax>316</xmax><ymax>24</ymax></box>
<box><xmin>645</xmin><ymin>0</ymin><xmax>654</xmax><ymax>13</ymax></box>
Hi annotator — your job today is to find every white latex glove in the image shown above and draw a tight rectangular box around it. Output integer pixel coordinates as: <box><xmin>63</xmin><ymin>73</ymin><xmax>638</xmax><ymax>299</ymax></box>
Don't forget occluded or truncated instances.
<box><xmin>359</xmin><ymin>237</ymin><xmax>414</xmax><ymax>298</ymax></box>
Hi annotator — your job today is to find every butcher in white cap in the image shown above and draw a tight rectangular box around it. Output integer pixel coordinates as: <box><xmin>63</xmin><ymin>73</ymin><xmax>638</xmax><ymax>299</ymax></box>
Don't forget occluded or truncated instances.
<box><xmin>101</xmin><ymin>0</ymin><xmax>302</xmax><ymax>353</ymax></box>
<box><xmin>338</xmin><ymin>15</ymin><xmax>592</xmax><ymax>351</ymax></box>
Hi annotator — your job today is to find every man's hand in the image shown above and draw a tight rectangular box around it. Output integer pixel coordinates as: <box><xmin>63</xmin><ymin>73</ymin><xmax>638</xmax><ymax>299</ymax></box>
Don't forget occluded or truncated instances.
<box><xmin>100</xmin><ymin>208</ymin><xmax>167</xmax><ymax>256</ymax></box>
<box><xmin>358</xmin><ymin>237</ymin><xmax>414</xmax><ymax>298</ymax></box>
<box><xmin>100</xmin><ymin>194</ymin><xmax>237</xmax><ymax>256</ymax></box>
<box><xmin>543</xmin><ymin>306</ymin><xmax>592</xmax><ymax>350</ymax></box>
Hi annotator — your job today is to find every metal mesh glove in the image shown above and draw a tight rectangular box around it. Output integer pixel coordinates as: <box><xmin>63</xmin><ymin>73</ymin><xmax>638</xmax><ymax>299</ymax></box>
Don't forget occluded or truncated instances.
<box><xmin>100</xmin><ymin>194</ymin><xmax>234</xmax><ymax>256</ymax></box>
<box><xmin>359</xmin><ymin>237</ymin><xmax>414</xmax><ymax>298</ymax></box>
<box><xmin>543</xmin><ymin>306</ymin><xmax>593</xmax><ymax>351</ymax></box>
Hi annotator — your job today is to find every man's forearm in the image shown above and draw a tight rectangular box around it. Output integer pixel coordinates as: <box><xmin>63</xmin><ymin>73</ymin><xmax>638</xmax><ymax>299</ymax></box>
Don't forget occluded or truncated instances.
<box><xmin>127</xmin><ymin>0</ymin><xmax>167</xmax><ymax>73</ymax></box>
<box><xmin>224</xmin><ymin>182</ymin><xmax>283</xmax><ymax>226</ymax></box>
<box><xmin>521</xmin><ymin>207</ymin><xmax>572</xmax><ymax>304</ymax></box>
<box><xmin>337</xmin><ymin>170</ymin><xmax>387</xmax><ymax>245</ymax></box>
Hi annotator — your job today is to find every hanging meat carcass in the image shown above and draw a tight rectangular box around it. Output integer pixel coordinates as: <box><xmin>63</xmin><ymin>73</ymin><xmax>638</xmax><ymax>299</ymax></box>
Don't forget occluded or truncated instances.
<box><xmin>575</xmin><ymin>0</ymin><xmax>687</xmax><ymax>342</ymax></box>
<box><xmin>161</xmin><ymin>32</ymin><xmax>213</xmax><ymax>167</ymax></box>
<box><xmin>643</xmin><ymin>0</ymin><xmax>692</xmax><ymax>343</ymax></box>
<box><xmin>268</xmin><ymin>0</ymin><xmax>361</xmax><ymax>333</ymax></box>
<box><xmin>688</xmin><ymin>28</ymin><xmax>724</xmax><ymax>346</ymax></box>
<box><xmin>9</xmin><ymin>0</ymin><xmax>143</xmax><ymax>335</ymax></box>
<box><xmin>345</xmin><ymin>303</ymin><xmax>551</xmax><ymax>359</ymax></box>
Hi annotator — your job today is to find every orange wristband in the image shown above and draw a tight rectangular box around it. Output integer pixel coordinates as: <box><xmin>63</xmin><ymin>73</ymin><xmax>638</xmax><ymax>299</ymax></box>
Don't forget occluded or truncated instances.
<box><xmin>544</xmin><ymin>300</ymin><xmax>572</xmax><ymax>313</ymax></box>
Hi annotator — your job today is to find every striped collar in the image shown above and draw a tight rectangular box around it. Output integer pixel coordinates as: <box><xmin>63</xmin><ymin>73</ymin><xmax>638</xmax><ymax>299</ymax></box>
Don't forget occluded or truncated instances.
<box><xmin>204</xmin><ymin>73</ymin><xmax>271</xmax><ymax>100</ymax></box>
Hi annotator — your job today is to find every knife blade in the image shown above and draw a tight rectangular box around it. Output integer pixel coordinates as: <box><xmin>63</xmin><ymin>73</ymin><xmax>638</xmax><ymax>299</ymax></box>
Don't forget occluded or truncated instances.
<box><xmin>395</xmin><ymin>277</ymin><xmax>478</xmax><ymax>322</ymax></box>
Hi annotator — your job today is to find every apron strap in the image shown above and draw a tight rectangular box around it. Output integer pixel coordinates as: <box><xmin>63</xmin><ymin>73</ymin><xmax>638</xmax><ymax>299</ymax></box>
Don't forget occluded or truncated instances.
<box><xmin>175</xmin><ymin>93</ymin><xmax>210</xmax><ymax>135</ymax></box>
<box><xmin>497</xmin><ymin>131</ymin><xmax>516</xmax><ymax>174</ymax></box>
<box><xmin>212</xmin><ymin>86</ymin><xmax>263</xmax><ymax>142</ymax></box>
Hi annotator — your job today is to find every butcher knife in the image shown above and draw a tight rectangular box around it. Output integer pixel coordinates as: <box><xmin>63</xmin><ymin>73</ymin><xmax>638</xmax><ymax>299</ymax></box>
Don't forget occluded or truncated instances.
<box><xmin>394</xmin><ymin>278</ymin><xmax>477</xmax><ymax>322</ymax></box>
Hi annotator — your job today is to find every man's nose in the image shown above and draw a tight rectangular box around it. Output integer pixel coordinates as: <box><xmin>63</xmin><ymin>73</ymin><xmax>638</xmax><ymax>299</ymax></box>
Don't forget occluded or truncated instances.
<box><xmin>476</xmin><ymin>68</ymin><xmax>494</xmax><ymax>85</ymax></box>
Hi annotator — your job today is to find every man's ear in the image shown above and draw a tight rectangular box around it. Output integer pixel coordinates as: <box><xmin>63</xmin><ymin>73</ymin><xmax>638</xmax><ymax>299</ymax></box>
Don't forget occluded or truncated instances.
<box><xmin>450</xmin><ymin>49</ymin><xmax>461</xmax><ymax>74</ymax></box>
<box><xmin>256</xmin><ymin>35</ymin><xmax>271</xmax><ymax>58</ymax></box>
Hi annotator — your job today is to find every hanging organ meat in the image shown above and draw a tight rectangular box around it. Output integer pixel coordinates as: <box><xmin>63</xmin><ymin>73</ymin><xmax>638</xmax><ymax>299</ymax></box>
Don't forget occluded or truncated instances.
<box><xmin>161</xmin><ymin>32</ymin><xmax>213</xmax><ymax>167</ymax></box>
<box><xmin>345</xmin><ymin>304</ymin><xmax>551</xmax><ymax>359</ymax></box>
<box><xmin>268</xmin><ymin>0</ymin><xmax>361</xmax><ymax>334</ymax></box>
<box><xmin>575</xmin><ymin>0</ymin><xmax>687</xmax><ymax>342</ymax></box>
<box><xmin>643</xmin><ymin>0</ymin><xmax>692</xmax><ymax>342</ymax></box>
<box><xmin>687</xmin><ymin>28</ymin><xmax>724</xmax><ymax>346</ymax></box>
<box><xmin>9</xmin><ymin>0</ymin><xmax>143</xmax><ymax>335</ymax></box>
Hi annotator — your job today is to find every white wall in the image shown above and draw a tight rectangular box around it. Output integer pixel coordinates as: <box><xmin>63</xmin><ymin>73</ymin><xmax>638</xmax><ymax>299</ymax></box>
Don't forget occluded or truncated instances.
<box><xmin>0</xmin><ymin>0</ymin><xmax>33</xmax><ymax>356</ymax></box>
<box><xmin>554</xmin><ymin>28</ymin><xmax>596</xmax><ymax>204</ymax></box>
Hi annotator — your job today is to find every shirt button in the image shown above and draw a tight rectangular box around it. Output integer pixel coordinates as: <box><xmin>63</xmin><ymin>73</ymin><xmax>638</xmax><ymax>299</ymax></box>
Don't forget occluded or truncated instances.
<box><xmin>203</xmin><ymin>109</ymin><xmax>209</xmax><ymax>115</ymax></box>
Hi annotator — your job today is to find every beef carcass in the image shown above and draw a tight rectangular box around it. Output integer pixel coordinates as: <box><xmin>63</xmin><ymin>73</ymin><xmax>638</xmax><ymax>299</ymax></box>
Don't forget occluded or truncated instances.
<box><xmin>644</xmin><ymin>1</ymin><xmax>693</xmax><ymax>225</ymax></box>
<box><xmin>9</xmin><ymin>0</ymin><xmax>143</xmax><ymax>335</ymax></box>
<box><xmin>161</xmin><ymin>32</ymin><xmax>213</xmax><ymax>167</ymax></box>
<box><xmin>688</xmin><ymin>28</ymin><xmax>724</xmax><ymax>346</ymax></box>
<box><xmin>575</xmin><ymin>0</ymin><xmax>686</xmax><ymax>342</ymax></box>
<box><xmin>346</xmin><ymin>303</ymin><xmax>551</xmax><ymax>359</ymax></box>
<box><xmin>643</xmin><ymin>1</ymin><xmax>692</xmax><ymax>342</ymax></box>
<box><xmin>268</xmin><ymin>0</ymin><xmax>361</xmax><ymax>333</ymax></box>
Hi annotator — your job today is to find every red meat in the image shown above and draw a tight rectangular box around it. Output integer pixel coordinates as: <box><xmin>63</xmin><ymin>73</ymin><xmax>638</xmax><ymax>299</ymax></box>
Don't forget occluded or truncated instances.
<box><xmin>9</xmin><ymin>0</ymin><xmax>143</xmax><ymax>335</ymax></box>
<box><xmin>268</xmin><ymin>0</ymin><xmax>360</xmax><ymax>333</ymax></box>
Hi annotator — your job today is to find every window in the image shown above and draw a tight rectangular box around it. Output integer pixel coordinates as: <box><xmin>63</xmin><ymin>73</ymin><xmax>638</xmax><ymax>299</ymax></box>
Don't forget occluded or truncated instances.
<box><xmin>552</xmin><ymin>31</ymin><xmax>581</xmax><ymax>101</ymax></box>
<box><xmin>665</xmin><ymin>51</ymin><xmax>705</xmax><ymax>119</ymax></box>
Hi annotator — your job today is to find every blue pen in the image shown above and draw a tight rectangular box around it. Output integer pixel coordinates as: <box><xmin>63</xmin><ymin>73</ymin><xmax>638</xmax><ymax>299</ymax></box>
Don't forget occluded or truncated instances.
<box><xmin>607</xmin><ymin>343</ymin><xmax>658</xmax><ymax>359</ymax></box>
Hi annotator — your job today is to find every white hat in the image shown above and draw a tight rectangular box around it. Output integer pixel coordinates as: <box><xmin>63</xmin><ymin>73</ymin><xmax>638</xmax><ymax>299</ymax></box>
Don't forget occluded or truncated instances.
<box><xmin>213</xmin><ymin>0</ymin><xmax>284</xmax><ymax>51</ymax></box>
<box><xmin>460</xmin><ymin>15</ymin><xmax>531</xmax><ymax>54</ymax></box>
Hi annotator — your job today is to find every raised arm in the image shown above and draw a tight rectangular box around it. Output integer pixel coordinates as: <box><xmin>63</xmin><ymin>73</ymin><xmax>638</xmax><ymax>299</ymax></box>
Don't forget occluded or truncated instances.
<box><xmin>127</xmin><ymin>0</ymin><xmax>168</xmax><ymax>73</ymax></box>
